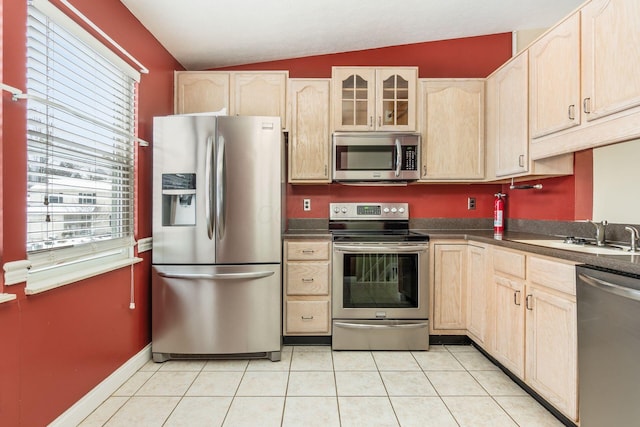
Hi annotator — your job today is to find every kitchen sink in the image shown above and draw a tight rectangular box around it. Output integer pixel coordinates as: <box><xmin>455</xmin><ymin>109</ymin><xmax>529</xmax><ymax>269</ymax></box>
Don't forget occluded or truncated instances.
<box><xmin>512</xmin><ymin>239</ymin><xmax>638</xmax><ymax>256</ymax></box>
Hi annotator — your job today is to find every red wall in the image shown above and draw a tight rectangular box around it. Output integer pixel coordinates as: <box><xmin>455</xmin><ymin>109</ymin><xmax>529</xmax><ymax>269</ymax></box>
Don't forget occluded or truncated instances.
<box><xmin>215</xmin><ymin>33</ymin><xmax>513</xmax><ymax>79</ymax></box>
<box><xmin>0</xmin><ymin>0</ymin><xmax>181</xmax><ymax>425</ymax></box>
<box><xmin>216</xmin><ymin>34</ymin><xmax>592</xmax><ymax>224</ymax></box>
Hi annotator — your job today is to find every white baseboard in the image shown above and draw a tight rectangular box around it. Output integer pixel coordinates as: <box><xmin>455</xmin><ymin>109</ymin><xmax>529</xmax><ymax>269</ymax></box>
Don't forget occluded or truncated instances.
<box><xmin>49</xmin><ymin>344</ymin><xmax>151</xmax><ymax>427</ymax></box>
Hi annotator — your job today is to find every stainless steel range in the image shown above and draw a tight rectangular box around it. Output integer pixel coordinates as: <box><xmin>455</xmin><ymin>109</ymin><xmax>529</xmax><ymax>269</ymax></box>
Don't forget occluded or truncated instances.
<box><xmin>330</xmin><ymin>202</ymin><xmax>429</xmax><ymax>351</ymax></box>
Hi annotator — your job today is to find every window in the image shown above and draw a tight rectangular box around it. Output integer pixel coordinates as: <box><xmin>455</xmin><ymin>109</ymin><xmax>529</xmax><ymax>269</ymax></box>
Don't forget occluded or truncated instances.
<box><xmin>23</xmin><ymin>0</ymin><xmax>141</xmax><ymax>292</ymax></box>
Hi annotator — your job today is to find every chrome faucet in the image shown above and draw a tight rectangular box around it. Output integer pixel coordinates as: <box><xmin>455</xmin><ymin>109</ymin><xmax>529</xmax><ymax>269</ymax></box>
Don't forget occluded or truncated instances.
<box><xmin>625</xmin><ymin>226</ymin><xmax>639</xmax><ymax>252</ymax></box>
<box><xmin>588</xmin><ymin>220</ymin><xmax>608</xmax><ymax>246</ymax></box>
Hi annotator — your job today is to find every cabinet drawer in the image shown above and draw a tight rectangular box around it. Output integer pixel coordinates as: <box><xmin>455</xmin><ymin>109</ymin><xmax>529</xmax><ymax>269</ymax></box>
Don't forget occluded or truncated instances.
<box><xmin>286</xmin><ymin>262</ymin><xmax>330</xmax><ymax>295</ymax></box>
<box><xmin>493</xmin><ymin>248</ymin><xmax>526</xmax><ymax>278</ymax></box>
<box><xmin>285</xmin><ymin>301</ymin><xmax>330</xmax><ymax>334</ymax></box>
<box><xmin>527</xmin><ymin>256</ymin><xmax>576</xmax><ymax>296</ymax></box>
<box><xmin>286</xmin><ymin>241</ymin><xmax>330</xmax><ymax>261</ymax></box>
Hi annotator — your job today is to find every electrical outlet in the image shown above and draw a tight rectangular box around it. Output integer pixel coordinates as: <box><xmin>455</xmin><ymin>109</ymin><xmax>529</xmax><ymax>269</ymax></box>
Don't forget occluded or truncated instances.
<box><xmin>303</xmin><ymin>199</ymin><xmax>311</xmax><ymax>211</ymax></box>
<box><xmin>467</xmin><ymin>197</ymin><xmax>476</xmax><ymax>210</ymax></box>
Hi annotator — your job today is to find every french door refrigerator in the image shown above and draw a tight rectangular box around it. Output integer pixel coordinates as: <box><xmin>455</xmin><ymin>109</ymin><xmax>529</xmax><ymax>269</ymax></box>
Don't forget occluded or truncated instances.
<box><xmin>151</xmin><ymin>115</ymin><xmax>283</xmax><ymax>362</ymax></box>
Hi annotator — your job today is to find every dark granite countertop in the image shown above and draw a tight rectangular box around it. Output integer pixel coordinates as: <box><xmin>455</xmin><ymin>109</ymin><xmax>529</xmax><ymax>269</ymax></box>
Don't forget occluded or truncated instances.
<box><xmin>420</xmin><ymin>229</ymin><xmax>640</xmax><ymax>276</ymax></box>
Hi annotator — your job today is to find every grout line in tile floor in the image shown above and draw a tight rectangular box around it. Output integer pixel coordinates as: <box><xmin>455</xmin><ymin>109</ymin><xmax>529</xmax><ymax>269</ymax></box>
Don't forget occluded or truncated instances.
<box><xmin>78</xmin><ymin>344</ymin><xmax>565</xmax><ymax>427</ymax></box>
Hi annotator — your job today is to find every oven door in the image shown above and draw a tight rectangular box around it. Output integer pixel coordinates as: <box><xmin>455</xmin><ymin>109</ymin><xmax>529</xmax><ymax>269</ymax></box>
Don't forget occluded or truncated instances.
<box><xmin>332</xmin><ymin>242</ymin><xmax>428</xmax><ymax>319</ymax></box>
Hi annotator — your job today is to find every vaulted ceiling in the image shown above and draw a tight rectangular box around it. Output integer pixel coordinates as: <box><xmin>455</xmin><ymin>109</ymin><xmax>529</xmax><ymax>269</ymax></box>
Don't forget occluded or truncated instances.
<box><xmin>120</xmin><ymin>0</ymin><xmax>584</xmax><ymax>70</ymax></box>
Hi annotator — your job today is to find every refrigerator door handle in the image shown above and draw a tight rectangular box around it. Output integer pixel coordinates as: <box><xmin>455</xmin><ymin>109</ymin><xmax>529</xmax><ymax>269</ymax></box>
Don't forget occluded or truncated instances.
<box><xmin>216</xmin><ymin>134</ymin><xmax>226</xmax><ymax>241</ymax></box>
<box><xmin>205</xmin><ymin>135</ymin><xmax>214</xmax><ymax>240</ymax></box>
<box><xmin>157</xmin><ymin>271</ymin><xmax>275</xmax><ymax>280</ymax></box>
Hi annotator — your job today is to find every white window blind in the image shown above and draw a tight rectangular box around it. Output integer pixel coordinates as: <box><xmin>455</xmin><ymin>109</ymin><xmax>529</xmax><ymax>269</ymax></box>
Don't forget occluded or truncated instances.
<box><xmin>25</xmin><ymin>1</ymin><xmax>137</xmax><ymax>274</ymax></box>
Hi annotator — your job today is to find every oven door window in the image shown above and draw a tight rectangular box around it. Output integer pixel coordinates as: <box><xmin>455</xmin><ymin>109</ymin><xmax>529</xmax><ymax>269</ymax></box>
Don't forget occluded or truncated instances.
<box><xmin>342</xmin><ymin>252</ymin><xmax>419</xmax><ymax>308</ymax></box>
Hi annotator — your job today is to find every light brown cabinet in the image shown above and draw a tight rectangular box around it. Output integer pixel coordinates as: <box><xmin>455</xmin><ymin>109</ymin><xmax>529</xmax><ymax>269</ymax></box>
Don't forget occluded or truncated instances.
<box><xmin>529</xmin><ymin>12</ymin><xmax>581</xmax><ymax>139</ymax></box>
<box><xmin>332</xmin><ymin>67</ymin><xmax>417</xmax><ymax>131</ymax></box>
<box><xmin>287</xmin><ymin>79</ymin><xmax>331</xmax><ymax>183</ymax></box>
<box><xmin>525</xmin><ymin>256</ymin><xmax>577</xmax><ymax>421</ymax></box>
<box><xmin>485</xmin><ymin>52</ymin><xmax>573</xmax><ymax>180</ymax></box>
<box><xmin>492</xmin><ymin>248</ymin><xmax>526</xmax><ymax>378</ymax></box>
<box><xmin>283</xmin><ymin>239</ymin><xmax>332</xmax><ymax>336</ymax></box>
<box><xmin>490</xmin><ymin>247</ymin><xmax>578</xmax><ymax>422</ymax></box>
<box><xmin>430</xmin><ymin>242</ymin><xmax>467</xmax><ymax>333</ymax></box>
<box><xmin>466</xmin><ymin>243</ymin><xmax>490</xmax><ymax>349</ymax></box>
<box><xmin>530</xmin><ymin>0</ymin><xmax>640</xmax><ymax>159</ymax></box>
<box><xmin>174</xmin><ymin>72</ymin><xmax>230</xmax><ymax>115</ymax></box>
<box><xmin>418</xmin><ymin>79</ymin><xmax>485</xmax><ymax>181</ymax></box>
<box><xmin>174</xmin><ymin>71</ymin><xmax>288</xmax><ymax>127</ymax></box>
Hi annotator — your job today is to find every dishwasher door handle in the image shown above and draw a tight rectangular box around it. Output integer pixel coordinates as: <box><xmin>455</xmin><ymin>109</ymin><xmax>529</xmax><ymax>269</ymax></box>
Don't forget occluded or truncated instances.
<box><xmin>578</xmin><ymin>273</ymin><xmax>640</xmax><ymax>301</ymax></box>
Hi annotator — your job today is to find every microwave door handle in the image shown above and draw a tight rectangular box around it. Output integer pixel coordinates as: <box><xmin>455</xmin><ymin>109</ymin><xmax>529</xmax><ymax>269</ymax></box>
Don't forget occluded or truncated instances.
<box><xmin>205</xmin><ymin>136</ymin><xmax>214</xmax><ymax>240</ymax></box>
<box><xmin>215</xmin><ymin>134</ymin><xmax>226</xmax><ymax>241</ymax></box>
<box><xmin>395</xmin><ymin>138</ymin><xmax>402</xmax><ymax>177</ymax></box>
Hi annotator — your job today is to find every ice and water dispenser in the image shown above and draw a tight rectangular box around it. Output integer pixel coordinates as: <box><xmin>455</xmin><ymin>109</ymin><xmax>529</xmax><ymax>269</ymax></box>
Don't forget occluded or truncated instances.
<box><xmin>162</xmin><ymin>173</ymin><xmax>196</xmax><ymax>226</ymax></box>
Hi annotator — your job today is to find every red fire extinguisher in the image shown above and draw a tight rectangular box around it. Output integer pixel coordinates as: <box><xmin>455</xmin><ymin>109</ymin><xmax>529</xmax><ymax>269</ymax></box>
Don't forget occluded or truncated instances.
<box><xmin>494</xmin><ymin>193</ymin><xmax>506</xmax><ymax>238</ymax></box>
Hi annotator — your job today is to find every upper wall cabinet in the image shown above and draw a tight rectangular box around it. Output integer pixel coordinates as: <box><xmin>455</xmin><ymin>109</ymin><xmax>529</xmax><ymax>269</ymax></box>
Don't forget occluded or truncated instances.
<box><xmin>530</xmin><ymin>0</ymin><xmax>640</xmax><ymax>159</ymax></box>
<box><xmin>174</xmin><ymin>71</ymin><xmax>288</xmax><ymax>128</ymax></box>
<box><xmin>486</xmin><ymin>53</ymin><xmax>574</xmax><ymax>180</ymax></box>
<box><xmin>287</xmin><ymin>79</ymin><xmax>332</xmax><ymax>183</ymax></box>
<box><xmin>489</xmin><ymin>53</ymin><xmax>530</xmax><ymax>177</ymax></box>
<box><xmin>175</xmin><ymin>72</ymin><xmax>230</xmax><ymax>115</ymax></box>
<box><xmin>529</xmin><ymin>13</ymin><xmax>581</xmax><ymax>139</ymax></box>
<box><xmin>418</xmin><ymin>79</ymin><xmax>485</xmax><ymax>181</ymax></box>
<box><xmin>332</xmin><ymin>67</ymin><xmax>417</xmax><ymax>131</ymax></box>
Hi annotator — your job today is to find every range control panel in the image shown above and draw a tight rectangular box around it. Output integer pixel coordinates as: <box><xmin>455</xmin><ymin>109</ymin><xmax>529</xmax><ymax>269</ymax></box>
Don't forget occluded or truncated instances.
<box><xmin>329</xmin><ymin>202</ymin><xmax>409</xmax><ymax>220</ymax></box>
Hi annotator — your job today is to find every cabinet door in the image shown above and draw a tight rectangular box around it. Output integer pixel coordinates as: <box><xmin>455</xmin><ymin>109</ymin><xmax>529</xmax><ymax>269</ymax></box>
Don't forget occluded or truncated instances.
<box><xmin>376</xmin><ymin>68</ymin><xmax>417</xmax><ymax>131</ymax></box>
<box><xmin>288</xmin><ymin>79</ymin><xmax>331</xmax><ymax>183</ymax></box>
<box><xmin>332</xmin><ymin>67</ymin><xmax>376</xmax><ymax>130</ymax></box>
<box><xmin>432</xmin><ymin>244</ymin><xmax>467</xmax><ymax>330</ymax></box>
<box><xmin>525</xmin><ymin>286</ymin><xmax>578</xmax><ymax>421</ymax></box>
<box><xmin>174</xmin><ymin>72</ymin><xmax>230</xmax><ymax>114</ymax></box>
<box><xmin>582</xmin><ymin>0</ymin><xmax>640</xmax><ymax>121</ymax></box>
<box><xmin>493</xmin><ymin>274</ymin><xmax>525</xmax><ymax>378</ymax></box>
<box><xmin>493</xmin><ymin>53</ymin><xmax>529</xmax><ymax>177</ymax></box>
<box><xmin>467</xmin><ymin>244</ymin><xmax>488</xmax><ymax>347</ymax></box>
<box><xmin>419</xmin><ymin>79</ymin><xmax>484</xmax><ymax>180</ymax></box>
<box><xmin>232</xmin><ymin>72</ymin><xmax>287</xmax><ymax>126</ymax></box>
<box><xmin>529</xmin><ymin>13</ymin><xmax>581</xmax><ymax>138</ymax></box>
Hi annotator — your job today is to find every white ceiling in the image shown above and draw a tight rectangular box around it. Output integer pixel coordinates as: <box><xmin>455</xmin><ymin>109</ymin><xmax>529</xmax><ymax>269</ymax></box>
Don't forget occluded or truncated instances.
<box><xmin>120</xmin><ymin>0</ymin><xmax>584</xmax><ymax>71</ymax></box>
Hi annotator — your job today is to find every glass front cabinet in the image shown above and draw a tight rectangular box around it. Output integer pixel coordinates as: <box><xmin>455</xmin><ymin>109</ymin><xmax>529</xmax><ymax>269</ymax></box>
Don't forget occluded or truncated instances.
<box><xmin>332</xmin><ymin>67</ymin><xmax>417</xmax><ymax>131</ymax></box>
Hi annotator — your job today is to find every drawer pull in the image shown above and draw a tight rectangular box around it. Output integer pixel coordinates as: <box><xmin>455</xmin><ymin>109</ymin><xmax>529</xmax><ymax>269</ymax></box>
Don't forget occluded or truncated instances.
<box><xmin>526</xmin><ymin>294</ymin><xmax>533</xmax><ymax>311</ymax></box>
<box><xmin>301</xmin><ymin>278</ymin><xmax>314</xmax><ymax>283</ymax></box>
<box><xmin>514</xmin><ymin>290</ymin><xmax>521</xmax><ymax>306</ymax></box>
<box><xmin>301</xmin><ymin>249</ymin><xmax>315</xmax><ymax>254</ymax></box>
<box><xmin>301</xmin><ymin>315</ymin><xmax>314</xmax><ymax>320</ymax></box>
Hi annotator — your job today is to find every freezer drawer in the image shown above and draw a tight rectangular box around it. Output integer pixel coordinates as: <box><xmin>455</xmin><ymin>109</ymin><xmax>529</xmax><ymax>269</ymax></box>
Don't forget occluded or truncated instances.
<box><xmin>152</xmin><ymin>264</ymin><xmax>281</xmax><ymax>361</ymax></box>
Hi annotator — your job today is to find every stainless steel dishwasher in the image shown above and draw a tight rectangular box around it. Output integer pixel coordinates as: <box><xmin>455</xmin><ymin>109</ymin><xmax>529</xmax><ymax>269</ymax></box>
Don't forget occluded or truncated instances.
<box><xmin>576</xmin><ymin>265</ymin><xmax>640</xmax><ymax>427</ymax></box>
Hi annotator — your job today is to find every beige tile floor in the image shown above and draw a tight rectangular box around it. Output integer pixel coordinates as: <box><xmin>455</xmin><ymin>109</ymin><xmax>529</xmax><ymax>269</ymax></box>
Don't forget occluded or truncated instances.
<box><xmin>79</xmin><ymin>344</ymin><xmax>565</xmax><ymax>427</ymax></box>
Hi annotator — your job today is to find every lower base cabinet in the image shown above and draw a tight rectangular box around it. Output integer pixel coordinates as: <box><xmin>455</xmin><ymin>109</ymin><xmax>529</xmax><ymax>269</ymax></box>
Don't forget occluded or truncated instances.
<box><xmin>491</xmin><ymin>247</ymin><xmax>578</xmax><ymax>422</ymax></box>
<box><xmin>434</xmin><ymin>242</ymin><xmax>578</xmax><ymax>422</ymax></box>
<box><xmin>283</xmin><ymin>239</ymin><xmax>332</xmax><ymax>336</ymax></box>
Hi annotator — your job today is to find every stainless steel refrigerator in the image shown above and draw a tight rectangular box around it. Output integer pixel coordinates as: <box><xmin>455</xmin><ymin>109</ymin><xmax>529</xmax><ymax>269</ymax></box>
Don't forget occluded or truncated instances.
<box><xmin>151</xmin><ymin>114</ymin><xmax>283</xmax><ymax>362</ymax></box>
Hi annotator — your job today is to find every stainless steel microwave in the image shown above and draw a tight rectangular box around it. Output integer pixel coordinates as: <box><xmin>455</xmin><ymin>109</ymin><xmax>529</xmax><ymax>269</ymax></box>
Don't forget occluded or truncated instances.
<box><xmin>332</xmin><ymin>132</ymin><xmax>421</xmax><ymax>182</ymax></box>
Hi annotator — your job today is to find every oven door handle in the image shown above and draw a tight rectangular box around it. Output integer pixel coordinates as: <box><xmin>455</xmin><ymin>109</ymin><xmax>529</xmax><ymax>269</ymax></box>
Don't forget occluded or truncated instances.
<box><xmin>334</xmin><ymin>321</ymin><xmax>429</xmax><ymax>330</ymax></box>
<box><xmin>333</xmin><ymin>244</ymin><xmax>428</xmax><ymax>253</ymax></box>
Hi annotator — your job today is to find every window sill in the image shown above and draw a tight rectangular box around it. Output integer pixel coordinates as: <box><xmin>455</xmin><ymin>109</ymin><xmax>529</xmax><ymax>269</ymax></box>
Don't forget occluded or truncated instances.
<box><xmin>0</xmin><ymin>294</ymin><xmax>17</xmax><ymax>304</ymax></box>
<box><xmin>25</xmin><ymin>256</ymin><xmax>143</xmax><ymax>295</ymax></box>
